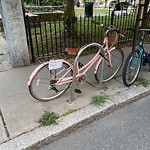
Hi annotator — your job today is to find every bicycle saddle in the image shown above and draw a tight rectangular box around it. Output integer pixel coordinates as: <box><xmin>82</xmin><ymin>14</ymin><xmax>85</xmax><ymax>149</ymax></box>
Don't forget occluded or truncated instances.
<box><xmin>65</xmin><ymin>48</ymin><xmax>80</xmax><ymax>56</ymax></box>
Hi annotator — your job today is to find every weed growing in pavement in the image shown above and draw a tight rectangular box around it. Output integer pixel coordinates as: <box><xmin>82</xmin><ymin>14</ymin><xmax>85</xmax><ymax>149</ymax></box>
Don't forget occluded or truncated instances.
<box><xmin>136</xmin><ymin>76</ymin><xmax>150</xmax><ymax>87</ymax></box>
<box><xmin>91</xmin><ymin>95</ymin><xmax>108</xmax><ymax>106</ymax></box>
<box><xmin>62</xmin><ymin>109</ymin><xmax>77</xmax><ymax>117</ymax></box>
<box><xmin>38</xmin><ymin>110</ymin><xmax>59</xmax><ymax>126</ymax></box>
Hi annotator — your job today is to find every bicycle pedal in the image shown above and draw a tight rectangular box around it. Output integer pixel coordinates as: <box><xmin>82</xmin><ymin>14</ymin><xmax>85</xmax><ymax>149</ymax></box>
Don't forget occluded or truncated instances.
<box><xmin>74</xmin><ymin>89</ymin><xmax>82</xmax><ymax>94</ymax></box>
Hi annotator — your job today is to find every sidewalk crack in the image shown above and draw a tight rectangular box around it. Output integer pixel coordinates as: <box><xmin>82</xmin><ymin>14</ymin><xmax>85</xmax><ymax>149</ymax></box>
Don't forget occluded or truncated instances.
<box><xmin>114</xmin><ymin>78</ymin><xmax>122</xmax><ymax>84</ymax></box>
<box><xmin>0</xmin><ymin>109</ymin><xmax>10</xmax><ymax>139</ymax></box>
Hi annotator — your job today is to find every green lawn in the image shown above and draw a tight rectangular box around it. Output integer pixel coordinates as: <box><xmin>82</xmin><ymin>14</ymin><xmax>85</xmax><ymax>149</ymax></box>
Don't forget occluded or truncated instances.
<box><xmin>75</xmin><ymin>7</ymin><xmax>109</xmax><ymax>16</ymax></box>
<box><xmin>29</xmin><ymin>12</ymin><xmax>137</xmax><ymax>58</ymax></box>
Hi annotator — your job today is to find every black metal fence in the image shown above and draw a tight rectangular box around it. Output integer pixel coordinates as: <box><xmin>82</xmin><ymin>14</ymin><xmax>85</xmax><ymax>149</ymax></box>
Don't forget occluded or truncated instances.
<box><xmin>26</xmin><ymin>10</ymin><xmax>138</xmax><ymax>62</ymax></box>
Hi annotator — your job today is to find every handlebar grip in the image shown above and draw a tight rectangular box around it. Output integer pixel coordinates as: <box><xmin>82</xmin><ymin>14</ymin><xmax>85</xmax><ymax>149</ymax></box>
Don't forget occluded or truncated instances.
<box><xmin>127</xmin><ymin>28</ymin><xmax>150</xmax><ymax>34</ymax></box>
<box><xmin>116</xmin><ymin>29</ymin><xmax>125</xmax><ymax>37</ymax></box>
<box><xmin>140</xmin><ymin>29</ymin><xmax>150</xmax><ymax>32</ymax></box>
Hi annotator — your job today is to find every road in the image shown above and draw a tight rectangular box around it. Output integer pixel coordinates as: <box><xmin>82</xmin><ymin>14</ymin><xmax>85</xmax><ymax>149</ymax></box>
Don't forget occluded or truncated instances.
<box><xmin>39</xmin><ymin>95</ymin><xmax>150</xmax><ymax>150</ymax></box>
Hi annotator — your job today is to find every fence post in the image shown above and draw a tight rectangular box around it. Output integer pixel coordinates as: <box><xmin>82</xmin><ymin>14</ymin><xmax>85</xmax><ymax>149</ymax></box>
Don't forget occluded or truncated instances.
<box><xmin>110</xmin><ymin>9</ymin><xmax>115</xmax><ymax>25</ymax></box>
<box><xmin>21</xmin><ymin>0</ymin><xmax>29</xmax><ymax>47</ymax></box>
<box><xmin>26</xmin><ymin>15</ymin><xmax>35</xmax><ymax>62</ymax></box>
<box><xmin>132</xmin><ymin>0</ymin><xmax>143</xmax><ymax>51</ymax></box>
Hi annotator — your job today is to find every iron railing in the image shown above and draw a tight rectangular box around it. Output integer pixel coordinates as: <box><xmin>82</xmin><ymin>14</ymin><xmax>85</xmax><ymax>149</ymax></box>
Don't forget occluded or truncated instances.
<box><xmin>26</xmin><ymin>11</ymin><xmax>138</xmax><ymax>62</ymax></box>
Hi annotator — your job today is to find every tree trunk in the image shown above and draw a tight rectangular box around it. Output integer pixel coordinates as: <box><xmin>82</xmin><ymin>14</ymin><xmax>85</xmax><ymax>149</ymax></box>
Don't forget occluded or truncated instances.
<box><xmin>141</xmin><ymin>0</ymin><xmax>150</xmax><ymax>28</ymax></box>
<box><xmin>64</xmin><ymin>0</ymin><xmax>76</xmax><ymax>37</ymax></box>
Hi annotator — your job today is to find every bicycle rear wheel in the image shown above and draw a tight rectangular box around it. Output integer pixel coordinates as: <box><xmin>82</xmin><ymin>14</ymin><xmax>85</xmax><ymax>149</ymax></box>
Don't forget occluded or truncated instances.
<box><xmin>29</xmin><ymin>61</ymin><xmax>72</xmax><ymax>102</ymax></box>
<box><xmin>122</xmin><ymin>48</ymin><xmax>142</xmax><ymax>87</ymax></box>
<box><xmin>95</xmin><ymin>48</ymin><xmax>124</xmax><ymax>82</ymax></box>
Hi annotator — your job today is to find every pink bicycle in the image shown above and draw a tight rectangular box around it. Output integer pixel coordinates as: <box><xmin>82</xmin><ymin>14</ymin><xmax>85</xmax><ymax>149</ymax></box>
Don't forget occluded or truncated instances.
<box><xmin>28</xmin><ymin>22</ymin><xmax>124</xmax><ymax>102</ymax></box>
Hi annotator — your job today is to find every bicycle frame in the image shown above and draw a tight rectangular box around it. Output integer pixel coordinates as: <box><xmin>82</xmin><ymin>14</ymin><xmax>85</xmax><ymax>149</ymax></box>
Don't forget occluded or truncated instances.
<box><xmin>53</xmin><ymin>49</ymin><xmax>103</xmax><ymax>86</ymax></box>
<box><xmin>28</xmin><ymin>37</ymin><xmax>117</xmax><ymax>88</ymax></box>
<box><xmin>53</xmin><ymin>37</ymin><xmax>116</xmax><ymax>86</ymax></box>
<box><xmin>103</xmin><ymin>36</ymin><xmax>116</xmax><ymax>68</ymax></box>
<box><xmin>28</xmin><ymin>23</ymin><xmax>123</xmax><ymax>101</ymax></box>
<box><xmin>122</xmin><ymin>29</ymin><xmax>150</xmax><ymax>87</ymax></box>
<box><xmin>129</xmin><ymin>31</ymin><xmax>145</xmax><ymax>70</ymax></box>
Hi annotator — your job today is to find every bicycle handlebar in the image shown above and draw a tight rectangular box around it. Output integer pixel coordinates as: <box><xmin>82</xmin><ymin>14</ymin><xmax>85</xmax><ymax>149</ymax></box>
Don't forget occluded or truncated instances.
<box><xmin>91</xmin><ymin>20</ymin><xmax>104</xmax><ymax>28</ymax></box>
<box><xmin>140</xmin><ymin>29</ymin><xmax>150</xmax><ymax>32</ymax></box>
<box><xmin>127</xmin><ymin>28</ymin><xmax>150</xmax><ymax>33</ymax></box>
<box><xmin>91</xmin><ymin>20</ymin><xmax>125</xmax><ymax>37</ymax></box>
<box><xmin>126</xmin><ymin>28</ymin><xmax>150</xmax><ymax>41</ymax></box>
<box><xmin>92</xmin><ymin>20</ymin><xmax>116</xmax><ymax>30</ymax></box>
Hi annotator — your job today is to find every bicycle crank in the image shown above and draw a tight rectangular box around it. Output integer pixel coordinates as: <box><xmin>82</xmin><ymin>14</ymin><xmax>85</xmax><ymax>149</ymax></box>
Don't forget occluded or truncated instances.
<box><xmin>77</xmin><ymin>75</ymin><xmax>86</xmax><ymax>84</ymax></box>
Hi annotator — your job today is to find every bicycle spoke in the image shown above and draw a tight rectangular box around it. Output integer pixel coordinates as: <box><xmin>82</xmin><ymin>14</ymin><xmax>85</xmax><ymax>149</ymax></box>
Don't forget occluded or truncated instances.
<box><xmin>123</xmin><ymin>48</ymin><xmax>141</xmax><ymax>87</ymax></box>
<box><xmin>95</xmin><ymin>48</ymin><xmax>124</xmax><ymax>82</ymax></box>
<box><xmin>29</xmin><ymin>61</ymin><xmax>72</xmax><ymax>101</ymax></box>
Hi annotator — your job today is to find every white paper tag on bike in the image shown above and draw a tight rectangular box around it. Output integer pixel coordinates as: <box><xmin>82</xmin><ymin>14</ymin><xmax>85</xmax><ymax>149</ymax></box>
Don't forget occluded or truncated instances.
<box><xmin>49</xmin><ymin>59</ymin><xmax>62</xmax><ymax>70</ymax></box>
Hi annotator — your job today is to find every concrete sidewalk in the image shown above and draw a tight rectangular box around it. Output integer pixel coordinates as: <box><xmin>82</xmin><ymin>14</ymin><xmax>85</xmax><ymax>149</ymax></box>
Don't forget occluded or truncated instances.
<box><xmin>0</xmin><ymin>46</ymin><xmax>150</xmax><ymax>150</ymax></box>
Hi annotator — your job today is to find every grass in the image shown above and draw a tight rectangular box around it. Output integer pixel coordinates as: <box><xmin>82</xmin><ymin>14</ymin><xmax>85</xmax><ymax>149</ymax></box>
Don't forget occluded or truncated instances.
<box><xmin>29</xmin><ymin>12</ymin><xmax>137</xmax><ymax>57</ymax></box>
<box><xmin>31</xmin><ymin>15</ymin><xmax>135</xmax><ymax>40</ymax></box>
<box><xmin>75</xmin><ymin>7</ymin><xmax>109</xmax><ymax>16</ymax></box>
<box><xmin>136</xmin><ymin>76</ymin><xmax>150</xmax><ymax>87</ymax></box>
<box><xmin>38</xmin><ymin>109</ymin><xmax>78</xmax><ymax>126</ymax></box>
<box><xmin>38</xmin><ymin>110</ymin><xmax>59</xmax><ymax>126</ymax></box>
<box><xmin>91</xmin><ymin>95</ymin><xmax>108</xmax><ymax>106</ymax></box>
<box><xmin>62</xmin><ymin>109</ymin><xmax>77</xmax><ymax>117</ymax></box>
<box><xmin>38</xmin><ymin>95</ymin><xmax>108</xmax><ymax>126</ymax></box>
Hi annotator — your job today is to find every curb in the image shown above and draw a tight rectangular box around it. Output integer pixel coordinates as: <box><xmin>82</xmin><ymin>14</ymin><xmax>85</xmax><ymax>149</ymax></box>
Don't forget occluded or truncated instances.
<box><xmin>0</xmin><ymin>86</ymin><xmax>150</xmax><ymax>150</ymax></box>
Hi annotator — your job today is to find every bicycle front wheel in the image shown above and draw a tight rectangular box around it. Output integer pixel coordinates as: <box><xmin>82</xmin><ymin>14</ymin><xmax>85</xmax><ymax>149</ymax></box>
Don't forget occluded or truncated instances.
<box><xmin>122</xmin><ymin>48</ymin><xmax>142</xmax><ymax>87</ymax></box>
<box><xmin>95</xmin><ymin>48</ymin><xmax>124</xmax><ymax>82</ymax></box>
<box><xmin>29</xmin><ymin>61</ymin><xmax>73</xmax><ymax>102</ymax></box>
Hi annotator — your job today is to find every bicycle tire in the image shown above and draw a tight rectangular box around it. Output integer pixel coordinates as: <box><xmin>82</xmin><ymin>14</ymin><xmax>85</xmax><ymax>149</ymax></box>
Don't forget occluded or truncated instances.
<box><xmin>28</xmin><ymin>60</ymin><xmax>73</xmax><ymax>102</ymax></box>
<box><xmin>122</xmin><ymin>48</ymin><xmax>142</xmax><ymax>87</ymax></box>
<box><xmin>95</xmin><ymin>48</ymin><xmax>124</xmax><ymax>82</ymax></box>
